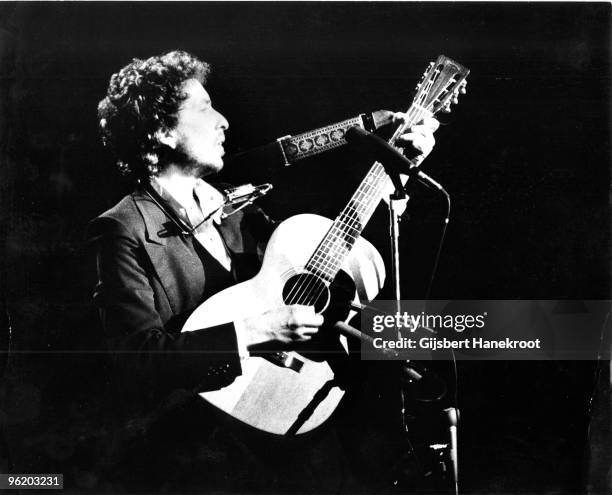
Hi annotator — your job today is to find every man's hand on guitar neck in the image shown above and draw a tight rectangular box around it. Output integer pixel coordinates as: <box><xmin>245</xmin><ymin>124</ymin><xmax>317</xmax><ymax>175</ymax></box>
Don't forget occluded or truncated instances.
<box><xmin>392</xmin><ymin>112</ymin><xmax>439</xmax><ymax>165</ymax></box>
<box><xmin>380</xmin><ymin>113</ymin><xmax>440</xmax><ymax>214</ymax></box>
<box><xmin>236</xmin><ymin>305</ymin><xmax>324</xmax><ymax>350</ymax></box>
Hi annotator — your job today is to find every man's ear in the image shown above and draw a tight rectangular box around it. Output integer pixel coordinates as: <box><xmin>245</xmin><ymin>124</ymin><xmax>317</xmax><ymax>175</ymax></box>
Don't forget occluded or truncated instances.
<box><xmin>155</xmin><ymin>128</ymin><xmax>178</xmax><ymax>149</ymax></box>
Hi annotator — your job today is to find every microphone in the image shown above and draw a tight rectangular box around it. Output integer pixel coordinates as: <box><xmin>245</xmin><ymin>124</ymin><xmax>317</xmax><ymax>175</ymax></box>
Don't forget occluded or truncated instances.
<box><xmin>345</xmin><ymin>126</ymin><xmax>445</xmax><ymax>192</ymax></box>
<box><xmin>345</xmin><ymin>126</ymin><xmax>418</xmax><ymax>196</ymax></box>
<box><xmin>345</xmin><ymin>126</ymin><xmax>418</xmax><ymax>177</ymax></box>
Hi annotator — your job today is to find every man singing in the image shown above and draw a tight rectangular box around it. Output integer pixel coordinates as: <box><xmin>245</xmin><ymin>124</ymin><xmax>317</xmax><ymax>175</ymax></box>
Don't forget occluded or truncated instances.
<box><xmin>89</xmin><ymin>50</ymin><xmax>438</xmax><ymax>492</ymax></box>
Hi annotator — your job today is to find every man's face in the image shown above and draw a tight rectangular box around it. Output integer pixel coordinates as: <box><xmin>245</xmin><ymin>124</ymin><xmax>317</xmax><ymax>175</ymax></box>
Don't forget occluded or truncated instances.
<box><xmin>171</xmin><ymin>78</ymin><xmax>229</xmax><ymax>175</ymax></box>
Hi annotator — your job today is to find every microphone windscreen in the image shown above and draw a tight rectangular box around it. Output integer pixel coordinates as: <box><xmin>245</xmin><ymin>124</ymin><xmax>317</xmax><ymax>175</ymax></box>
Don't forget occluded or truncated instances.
<box><xmin>346</xmin><ymin>126</ymin><xmax>415</xmax><ymax>176</ymax></box>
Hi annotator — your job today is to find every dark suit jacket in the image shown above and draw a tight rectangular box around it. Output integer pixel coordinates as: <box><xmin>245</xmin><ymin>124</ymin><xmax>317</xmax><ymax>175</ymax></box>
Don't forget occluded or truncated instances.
<box><xmin>87</xmin><ymin>182</ymin><xmax>275</xmax><ymax>415</ymax></box>
<box><xmin>87</xmin><ymin>185</ymin><xmax>392</xmax><ymax>493</ymax></box>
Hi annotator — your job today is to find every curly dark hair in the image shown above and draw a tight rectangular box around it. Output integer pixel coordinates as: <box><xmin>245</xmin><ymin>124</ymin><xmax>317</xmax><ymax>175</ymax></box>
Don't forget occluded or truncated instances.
<box><xmin>98</xmin><ymin>50</ymin><xmax>210</xmax><ymax>179</ymax></box>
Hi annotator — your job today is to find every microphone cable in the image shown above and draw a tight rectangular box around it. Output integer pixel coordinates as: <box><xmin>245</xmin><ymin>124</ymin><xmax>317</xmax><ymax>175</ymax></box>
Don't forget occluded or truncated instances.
<box><xmin>417</xmin><ymin>172</ymin><xmax>460</xmax><ymax>449</ymax></box>
<box><xmin>417</xmin><ymin>172</ymin><xmax>451</xmax><ymax>302</ymax></box>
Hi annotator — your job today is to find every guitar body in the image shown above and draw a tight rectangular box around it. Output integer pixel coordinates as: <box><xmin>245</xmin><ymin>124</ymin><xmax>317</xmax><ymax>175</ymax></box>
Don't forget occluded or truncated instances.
<box><xmin>183</xmin><ymin>213</ymin><xmax>385</xmax><ymax>435</ymax></box>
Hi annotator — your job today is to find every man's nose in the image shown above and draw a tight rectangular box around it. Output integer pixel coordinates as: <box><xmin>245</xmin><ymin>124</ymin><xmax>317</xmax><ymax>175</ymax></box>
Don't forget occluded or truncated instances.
<box><xmin>216</xmin><ymin>109</ymin><xmax>229</xmax><ymax>130</ymax></box>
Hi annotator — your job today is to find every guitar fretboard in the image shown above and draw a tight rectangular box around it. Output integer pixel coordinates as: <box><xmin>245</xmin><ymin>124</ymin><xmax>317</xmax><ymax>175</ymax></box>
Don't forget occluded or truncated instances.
<box><xmin>305</xmin><ymin>104</ymin><xmax>430</xmax><ymax>283</ymax></box>
<box><xmin>305</xmin><ymin>161</ymin><xmax>392</xmax><ymax>282</ymax></box>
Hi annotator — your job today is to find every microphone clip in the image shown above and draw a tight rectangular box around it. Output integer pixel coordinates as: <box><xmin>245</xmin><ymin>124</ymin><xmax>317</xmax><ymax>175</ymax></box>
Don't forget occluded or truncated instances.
<box><xmin>221</xmin><ymin>183</ymin><xmax>273</xmax><ymax>219</ymax></box>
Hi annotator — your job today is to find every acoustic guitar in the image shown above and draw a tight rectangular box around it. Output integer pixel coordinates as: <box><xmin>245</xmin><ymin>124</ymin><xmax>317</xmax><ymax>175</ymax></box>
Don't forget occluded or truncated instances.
<box><xmin>183</xmin><ymin>55</ymin><xmax>469</xmax><ymax>435</ymax></box>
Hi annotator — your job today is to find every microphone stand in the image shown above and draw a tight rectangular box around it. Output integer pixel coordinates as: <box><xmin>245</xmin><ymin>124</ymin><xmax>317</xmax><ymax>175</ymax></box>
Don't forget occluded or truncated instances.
<box><xmin>445</xmin><ymin>407</ymin><xmax>460</xmax><ymax>495</ymax></box>
<box><xmin>384</xmin><ymin>167</ymin><xmax>459</xmax><ymax>495</ymax></box>
<box><xmin>389</xmin><ymin>190</ymin><xmax>405</xmax><ymax>307</ymax></box>
<box><xmin>346</xmin><ymin>127</ymin><xmax>458</xmax><ymax>493</ymax></box>
<box><xmin>376</xmin><ymin>159</ymin><xmax>416</xmax><ymax>494</ymax></box>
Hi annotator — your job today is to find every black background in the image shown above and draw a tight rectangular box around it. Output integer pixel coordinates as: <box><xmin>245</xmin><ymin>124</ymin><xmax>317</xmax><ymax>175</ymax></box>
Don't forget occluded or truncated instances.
<box><xmin>0</xmin><ymin>2</ymin><xmax>609</xmax><ymax>493</ymax></box>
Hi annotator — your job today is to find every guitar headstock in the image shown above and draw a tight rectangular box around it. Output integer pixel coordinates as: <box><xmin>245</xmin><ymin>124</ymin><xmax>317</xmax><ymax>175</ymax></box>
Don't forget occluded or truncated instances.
<box><xmin>413</xmin><ymin>55</ymin><xmax>470</xmax><ymax>115</ymax></box>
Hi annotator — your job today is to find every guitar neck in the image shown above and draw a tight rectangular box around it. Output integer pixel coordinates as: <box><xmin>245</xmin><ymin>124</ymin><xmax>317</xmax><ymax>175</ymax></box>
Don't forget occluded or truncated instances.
<box><xmin>305</xmin><ymin>104</ymin><xmax>429</xmax><ymax>282</ymax></box>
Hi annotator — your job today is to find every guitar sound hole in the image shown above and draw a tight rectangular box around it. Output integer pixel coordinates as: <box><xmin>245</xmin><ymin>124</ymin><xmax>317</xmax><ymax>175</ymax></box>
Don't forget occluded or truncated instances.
<box><xmin>282</xmin><ymin>273</ymin><xmax>330</xmax><ymax>313</ymax></box>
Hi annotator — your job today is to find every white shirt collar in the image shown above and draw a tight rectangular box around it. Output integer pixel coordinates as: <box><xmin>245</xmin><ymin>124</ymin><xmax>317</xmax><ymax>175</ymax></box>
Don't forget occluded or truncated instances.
<box><xmin>152</xmin><ymin>176</ymin><xmax>224</xmax><ymax>225</ymax></box>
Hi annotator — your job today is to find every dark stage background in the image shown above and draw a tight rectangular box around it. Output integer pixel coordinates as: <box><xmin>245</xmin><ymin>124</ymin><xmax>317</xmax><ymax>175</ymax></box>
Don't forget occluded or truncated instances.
<box><xmin>0</xmin><ymin>2</ymin><xmax>610</xmax><ymax>494</ymax></box>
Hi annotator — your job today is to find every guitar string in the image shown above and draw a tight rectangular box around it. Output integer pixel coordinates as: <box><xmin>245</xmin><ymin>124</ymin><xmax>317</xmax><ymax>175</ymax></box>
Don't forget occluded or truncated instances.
<box><xmin>296</xmin><ymin>156</ymin><xmax>393</xmax><ymax>286</ymax></box>
<box><xmin>306</xmin><ymin>169</ymin><xmax>386</xmax><ymax>274</ymax></box>
<box><xmin>303</xmin><ymin>174</ymin><xmax>384</xmax><ymax>287</ymax></box>
<box><xmin>285</xmin><ymin>163</ymin><xmax>389</xmax><ymax>307</ymax></box>
<box><xmin>289</xmin><ymin>69</ymin><xmax>441</xmax><ymax>300</ymax></box>
<box><xmin>286</xmin><ymin>102</ymin><xmax>429</xmax><ymax>309</ymax></box>
<box><xmin>285</xmin><ymin>65</ymin><xmax>442</xmax><ymax>308</ymax></box>
<box><xmin>287</xmin><ymin>103</ymin><xmax>429</xmax><ymax>309</ymax></box>
<box><xmin>312</xmin><ymin>167</ymin><xmax>388</xmax><ymax>276</ymax></box>
<box><xmin>291</xmin><ymin>161</ymin><xmax>393</xmax><ymax>307</ymax></box>
<box><xmin>298</xmin><ymin>71</ymin><xmax>444</xmax><ymax>304</ymax></box>
<box><xmin>286</xmin><ymin>166</ymin><xmax>388</xmax><ymax>308</ymax></box>
<box><xmin>280</xmin><ymin>144</ymin><xmax>391</xmax><ymax>305</ymax></box>
<box><xmin>298</xmin><ymin>102</ymin><xmax>432</xmax><ymax>309</ymax></box>
<box><xmin>286</xmin><ymin>157</ymin><xmax>390</xmax><ymax>302</ymax></box>
<box><xmin>312</xmin><ymin>107</ymin><xmax>423</xmax><ymax>261</ymax></box>
<box><xmin>302</xmin><ymin>122</ymin><xmax>409</xmax><ymax>283</ymax></box>
<box><xmin>309</xmin><ymin>102</ymin><xmax>427</xmax><ymax>268</ymax></box>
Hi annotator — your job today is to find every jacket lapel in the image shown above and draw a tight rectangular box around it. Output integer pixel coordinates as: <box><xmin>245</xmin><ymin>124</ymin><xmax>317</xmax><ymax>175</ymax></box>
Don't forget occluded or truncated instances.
<box><xmin>134</xmin><ymin>194</ymin><xmax>170</xmax><ymax>246</ymax></box>
<box><xmin>132</xmin><ymin>190</ymin><xmax>205</xmax><ymax>315</ymax></box>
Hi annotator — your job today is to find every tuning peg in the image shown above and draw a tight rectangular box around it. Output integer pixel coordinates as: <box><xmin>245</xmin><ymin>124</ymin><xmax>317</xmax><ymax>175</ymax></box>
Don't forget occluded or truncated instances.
<box><xmin>441</xmin><ymin>104</ymin><xmax>452</xmax><ymax>113</ymax></box>
<box><xmin>452</xmin><ymin>95</ymin><xmax>459</xmax><ymax>105</ymax></box>
<box><xmin>423</xmin><ymin>62</ymin><xmax>436</xmax><ymax>77</ymax></box>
